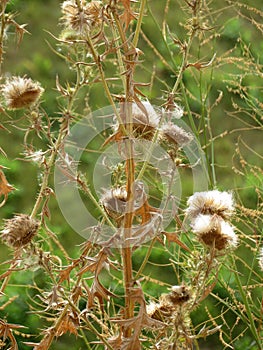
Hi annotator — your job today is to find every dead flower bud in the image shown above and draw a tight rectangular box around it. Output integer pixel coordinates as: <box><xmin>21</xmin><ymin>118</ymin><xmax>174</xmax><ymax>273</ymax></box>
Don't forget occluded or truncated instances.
<box><xmin>110</xmin><ymin>101</ymin><xmax>160</xmax><ymax>141</ymax></box>
<box><xmin>158</xmin><ymin>122</ymin><xmax>193</xmax><ymax>159</ymax></box>
<box><xmin>130</xmin><ymin>101</ymin><xmax>160</xmax><ymax>128</ymax></box>
<box><xmin>101</xmin><ymin>187</ymin><xmax>127</xmax><ymax>224</ymax></box>
<box><xmin>61</xmin><ymin>0</ymin><xmax>102</xmax><ymax>33</ymax></box>
<box><xmin>192</xmin><ymin>214</ymin><xmax>238</xmax><ymax>250</ymax></box>
<box><xmin>186</xmin><ymin>190</ymin><xmax>235</xmax><ymax>220</ymax></box>
<box><xmin>147</xmin><ymin>286</ymin><xmax>190</xmax><ymax>321</ymax></box>
<box><xmin>1</xmin><ymin>214</ymin><xmax>39</xmax><ymax>248</ymax></box>
<box><xmin>2</xmin><ymin>76</ymin><xmax>44</xmax><ymax>110</ymax></box>
<box><xmin>258</xmin><ymin>247</ymin><xmax>263</xmax><ymax>272</ymax></box>
<box><xmin>146</xmin><ymin>301</ymin><xmax>164</xmax><ymax>321</ymax></box>
<box><xmin>168</xmin><ymin>285</ymin><xmax>190</xmax><ymax>305</ymax></box>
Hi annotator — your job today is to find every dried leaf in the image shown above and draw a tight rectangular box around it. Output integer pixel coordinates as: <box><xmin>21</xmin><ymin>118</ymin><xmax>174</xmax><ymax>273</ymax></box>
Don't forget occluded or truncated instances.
<box><xmin>77</xmin><ymin>249</ymin><xmax>109</xmax><ymax>276</ymax></box>
<box><xmin>199</xmin><ymin>279</ymin><xmax>217</xmax><ymax>302</ymax></box>
<box><xmin>119</xmin><ymin>0</ymin><xmax>137</xmax><ymax>30</ymax></box>
<box><xmin>163</xmin><ymin>231</ymin><xmax>190</xmax><ymax>252</ymax></box>
<box><xmin>72</xmin><ymin>285</ymin><xmax>82</xmax><ymax>304</ymax></box>
<box><xmin>58</xmin><ymin>264</ymin><xmax>76</xmax><ymax>284</ymax></box>
<box><xmin>55</xmin><ymin>313</ymin><xmax>79</xmax><ymax>337</ymax></box>
<box><xmin>0</xmin><ymin>320</ymin><xmax>25</xmax><ymax>350</ymax></box>
<box><xmin>0</xmin><ymin>167</ymin><xmax>15</xmax><ymax>207</ymax></box>
<box><xmin>31</xmin><ymin>335</ymin><xmax>51</xmax><ymax>350</ymax></box>
<box><xmin>15</xmin><ymin>23</ymin><xmax>29</xmax><ymax>46</ymax></box>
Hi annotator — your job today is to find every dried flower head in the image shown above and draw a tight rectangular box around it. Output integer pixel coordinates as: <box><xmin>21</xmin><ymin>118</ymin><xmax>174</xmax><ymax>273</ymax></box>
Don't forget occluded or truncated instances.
<box><xmin>105</xmin><ymin>101</ymin><xmax>160</xmax><ymax>145</ymax></box>
<box><xmin>167</xmin><ymin>285</ymin><xmax>190</xmax><ymax>305</ymax></box>
<box><xmin>158</xmin><ymin>122</ymin><xmax>193</xmax><ymax>159</ymax></box>
<box><xmin>118</xmin><ymin>101</ymin><xmax>160</xmax><ymax>140</ymax></box>
<box><xmin>160</xmin><ymin>122</ymin><xmax>193</xmax><ymax>147</ymax></box>
<box><xmin>61</xmin><ymin>0</ymin><xmax>102</xmax><ymax>33</ymax></box>
<box><xmin>186</xmin><ymin>190</ymin><xmax>235</xmax><ymax>220</ymax></box>
<box><xmin>146</xmin><ymin>301</ymin><xmax>163</xmax><ymax>320</ymax></box>
<box><xmin>101</xmin><ymin>187</ymin><xmax>127</xmax><ymax>224</ymax></box>
<box><xmin>1</xmin><ymin>214</ymin><xmax>39</xmax><ymax>248</ymax></box>
<box><xmin>2</xmin><ymin>76</ymin><xmax>44</xmax><ymax>110</ymax></box>
<box><xmin>258</xmin><ymin>247</ymin><xmax>263</xmax><ymax>271</ymax></box>
<box><xmin>146</xmin><ymin>299</ymin><xmax>174</xmax><ymax>321</ymax></box>
<box><xmin>192</xmin><ymin>214</ymin><xmax>238</xmax><ymax>250</ymax></box>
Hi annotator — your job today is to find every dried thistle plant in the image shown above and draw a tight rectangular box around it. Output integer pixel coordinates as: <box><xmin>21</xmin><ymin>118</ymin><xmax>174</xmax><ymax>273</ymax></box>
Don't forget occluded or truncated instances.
<box><xmin>0</xmin><ymin>1</ymin><xmax>262</xmax><ymax>349</ymax></box>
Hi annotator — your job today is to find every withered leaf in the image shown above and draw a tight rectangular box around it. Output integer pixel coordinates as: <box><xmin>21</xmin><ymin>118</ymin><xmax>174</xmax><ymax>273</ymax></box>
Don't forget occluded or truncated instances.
<box><xmin>163</xmin><ymin>231</ymin><xmax>190</xmax><ymax>252</ymax></box>
<box><xmin>119</xmin><ymin>0</ymin><xmax>137</xmax><ymax>30</ymax></box>
<box><xmin>199</xmin><ymin>279</ymin><xmax>217</xmax><ymax>302</ymax></box>
<box><xmin>0</xmin><ymin>168</ymin><xmax>15</xmax><ymax>207</ymax></box>
<box><xmin>58</xmin><ymin>265</ymin><xmax>75</xmax><ymax>284</ymax></box>
<box><xmin>55</xmin><ymin>313</ymin><xmax>79</xmax><ymax>337</ymax></box>
<box><xmin>77</xmin><ymin>249</ymin><xmax>109</xmax><ymax>276</ymax></box>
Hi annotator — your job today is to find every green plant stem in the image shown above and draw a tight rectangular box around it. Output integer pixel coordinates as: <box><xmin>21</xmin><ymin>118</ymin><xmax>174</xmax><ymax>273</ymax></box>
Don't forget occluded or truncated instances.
<box><xmin>110</xmin><ymin>16</ymin><xmax>126</xmax><ymax>91</ymax></box>
<box><xmin>134</xmin><ymin>237</ymin><xmax>157</xmax><ymax>281</ymax></box>
<box><xmin>132</xmin><ymin>0</ymin><xmax>147</xmax><ymax>48</ymax></box>
<box><xmin>85</xmin><ymin>34</ymin><xmax>121</xmax><ymax>124</ymax></box>
<box><xmin>79</xmin><ymin>328</ymin><xmax>92</xmax><ymax>350</ymax></box>
<box><xmin>30</xmin><ymin>126</ymin><xmax>65</xmax><ymax>219</ymax></box>
<box><xmin>0</xmin><ymin>3</ymin><xmax>7</xmax><ymax>75</ymax></box>
<box><xmin>171</xmin><ymin>32</ymin><xmax>194</xmax><ymax>95</ymax></box>
<box><xmin>230</xmin><ymin>255</ymin><xmax>262</xmax><ymax>348</ymax></box>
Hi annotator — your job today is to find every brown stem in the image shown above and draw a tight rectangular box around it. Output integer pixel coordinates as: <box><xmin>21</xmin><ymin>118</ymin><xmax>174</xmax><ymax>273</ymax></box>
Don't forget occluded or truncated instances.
<box><xmin>122</xmin><ymin>106</ymin><xmax>135</xmax><ymax>337</ymax></box>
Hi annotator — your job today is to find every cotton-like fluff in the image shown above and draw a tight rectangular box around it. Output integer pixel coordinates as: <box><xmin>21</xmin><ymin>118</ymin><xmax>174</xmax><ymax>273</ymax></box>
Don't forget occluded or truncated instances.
<box><xmin>159</xmin><ymin>122</ymin><xmax>193</xmax><ymax>148</ymax></box>
<box><xmin>192</xmin><ymin>214</ymin><xmax>238</xmax><ymax>250</ymax></box>
<box><xmin>2</xmin><ymin>76</ymin><xmax>44</xmax><ymax>110</ymax></box>
<box><xmin>116</xmin><ymin>101</ymin><xmax>160</xmax><ymax>140</ymax></box>
<box><xmin>61</xmin><ymin>0</ymin><xmax>102</xmax><ymax>33</ymax></box>
<box><xmin>186</xmin><ymin>190</ymin><xmax>235</xmax><ymax>220</ymax></box>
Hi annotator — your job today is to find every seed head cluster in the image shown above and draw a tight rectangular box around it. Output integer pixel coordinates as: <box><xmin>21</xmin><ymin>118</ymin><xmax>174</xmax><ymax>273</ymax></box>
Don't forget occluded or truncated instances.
<box><xmin>1</xmin><ymin>214</ymin><xmax>39</xmax><ymax>248</ymax></box>
<box><xmin>147</xmin><ymin>285</ymin><xmax>190</xmax><ymax>321</ymax></box>
<box><xmin>2</xmin><ymin>76</ymin><xmax>44</xmax><ymax>110</ymax></box>
<box><xmin>186</xmin><ymin>190</ymin><xmax>238</xmax><ymax>250</ymax></box>
<box><xmin>110</xmin><ymin>101</ymin><xmax>193</xmax><ymax>151</ymax></box>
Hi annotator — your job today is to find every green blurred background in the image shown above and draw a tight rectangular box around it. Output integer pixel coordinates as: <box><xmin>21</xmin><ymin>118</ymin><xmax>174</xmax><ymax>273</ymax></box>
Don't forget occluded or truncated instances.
<box><xmin>0</xmin><ymin>0</ymin><xmax>262</xmax><ymax>349</ymax></box>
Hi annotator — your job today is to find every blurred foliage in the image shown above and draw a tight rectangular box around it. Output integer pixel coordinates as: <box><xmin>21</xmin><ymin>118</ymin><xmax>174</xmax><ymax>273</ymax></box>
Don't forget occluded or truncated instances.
<box><xmin>0</xmin><ymin>0</ymin><xmax>262</xmax><ymax>349</ymax></box>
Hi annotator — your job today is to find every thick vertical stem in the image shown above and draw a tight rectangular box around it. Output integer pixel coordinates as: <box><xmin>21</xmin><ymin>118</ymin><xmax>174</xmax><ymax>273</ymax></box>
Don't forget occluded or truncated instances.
<box><xmin>122</xmin><ymin>102</ymin><xmax>135</xmax><ymax>337</ymax></box>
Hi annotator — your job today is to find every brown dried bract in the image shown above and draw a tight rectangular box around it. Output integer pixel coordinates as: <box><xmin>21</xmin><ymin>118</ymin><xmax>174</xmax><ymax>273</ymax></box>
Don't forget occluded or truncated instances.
<box><xmin>0</xmin><ymin>168</ymin><xmax>15</xmax><ymax>208</ymax></box>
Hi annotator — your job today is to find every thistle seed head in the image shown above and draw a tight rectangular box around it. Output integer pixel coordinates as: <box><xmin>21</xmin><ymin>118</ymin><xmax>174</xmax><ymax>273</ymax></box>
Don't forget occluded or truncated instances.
<box><xmin>1</xmin><ymin>214</ymin><xmax>39</xmax><ymax>248</ymax></box>
<box><xmin>101</xmin><ymin>187</ymin><xmax>127</xmax><ymax>223</ymax></box>
<box><xmin>61</xmin><ymin>0</ymin><xmax>102</xmax><ymax>33</ymax></box>
<box><xmin>2</xmin><ymin>76</ymin><xmax>44</xmax><ymax>110</ymax></box>
<box><xmin>192</xmin><ymin>214</ymin><xmax>238</xmax><ymax>250</ymax></box>
<box><xmin>168</xmin><ymin>285</ymin><xmax>190</xmax><ymax>305</ymax></box>
<box><xmin>116</xmin><ymin>101</ymin><xmax>160</xmax><ymax>140</ymax></box>
<box><xmin>186</xmin><ymin>190</ymin><xmax>235</xmax><ymax>220</ymax></box>
<box><xmin>146</xmin><ymin>301</ymin><xmax>163</xmax><ymax>320</ymax></box>
<box><xmin>147</xmin><ymin>299</ymin><xmax>174</xmax><ymax>320</ymax></box>
<box><xmin>159</xmin><ymin>122</ymin><xmax>193</xmax><ymax>147</ymax></box>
